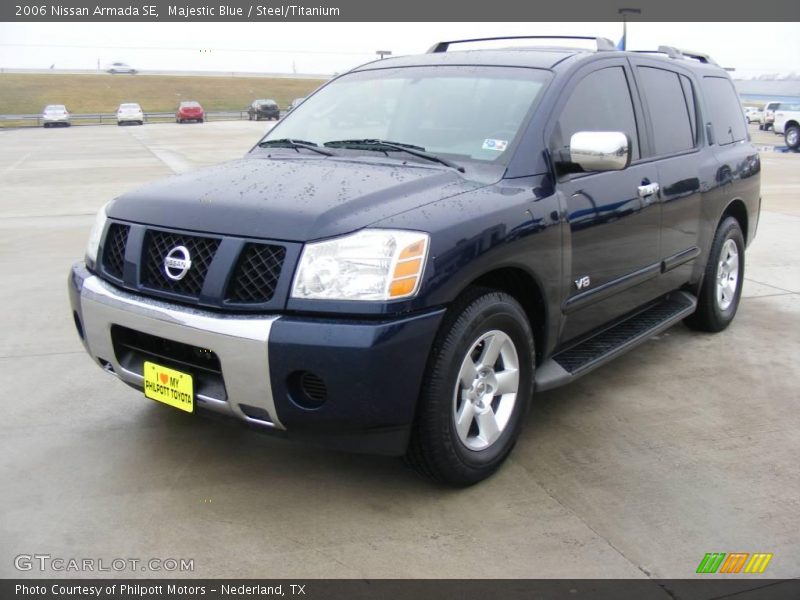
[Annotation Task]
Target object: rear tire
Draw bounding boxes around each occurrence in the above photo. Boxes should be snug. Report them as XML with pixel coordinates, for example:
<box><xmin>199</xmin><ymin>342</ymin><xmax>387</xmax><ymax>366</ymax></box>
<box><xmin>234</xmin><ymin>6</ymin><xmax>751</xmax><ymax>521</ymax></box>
<box><xmin>685</xmin><ymin>217</ymin><xmax>745</xmax><ymax>332</ymax></box>
<box><xmin>785</xmin><ymin>125</ymin><xmax>800</xmax><ymax>150</ymax></box>
<box><xmin>406</xmin><ymin>289</ymin><xmax>534</xmax><ymax>486</ymax></box>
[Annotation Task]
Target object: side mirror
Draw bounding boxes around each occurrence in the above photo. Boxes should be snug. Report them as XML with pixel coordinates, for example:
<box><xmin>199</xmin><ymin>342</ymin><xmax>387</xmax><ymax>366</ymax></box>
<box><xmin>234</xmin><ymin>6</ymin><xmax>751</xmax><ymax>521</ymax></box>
<box><xmin>568</xmin><ymin>131</ymin><xmax>631</xmax><ymax>172</ymax></box>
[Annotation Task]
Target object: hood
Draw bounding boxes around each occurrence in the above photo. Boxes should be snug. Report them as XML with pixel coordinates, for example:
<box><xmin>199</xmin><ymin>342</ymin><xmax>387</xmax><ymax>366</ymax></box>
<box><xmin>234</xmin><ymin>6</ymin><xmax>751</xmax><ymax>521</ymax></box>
<box><xmin>107</xmin><ymin>155</ymin><xmax>488</xmax><ymax>242</ymax></box>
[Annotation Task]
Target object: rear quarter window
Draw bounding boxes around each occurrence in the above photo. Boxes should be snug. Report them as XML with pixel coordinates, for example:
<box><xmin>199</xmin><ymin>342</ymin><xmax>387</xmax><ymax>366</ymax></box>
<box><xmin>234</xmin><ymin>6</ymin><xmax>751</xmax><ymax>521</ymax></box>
<box><xmin>702</xmin><ymin>76</ymin><xmax>747</xmax><ymax>145</ymax></box>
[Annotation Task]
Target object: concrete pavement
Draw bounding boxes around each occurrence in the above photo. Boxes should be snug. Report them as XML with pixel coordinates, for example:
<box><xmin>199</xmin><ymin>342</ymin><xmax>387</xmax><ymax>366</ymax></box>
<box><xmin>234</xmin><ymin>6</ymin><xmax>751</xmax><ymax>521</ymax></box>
<box><xmin>0</xmin><ymin>121</ymin><xmax>798</xmax><ymax>580</ymax></box>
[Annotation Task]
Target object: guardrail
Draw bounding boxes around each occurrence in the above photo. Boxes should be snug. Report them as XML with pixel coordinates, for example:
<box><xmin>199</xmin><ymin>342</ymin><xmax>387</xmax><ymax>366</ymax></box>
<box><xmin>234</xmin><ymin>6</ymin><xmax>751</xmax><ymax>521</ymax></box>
<box><xmin>0</xmin><ymin>110</ymin><xmax>263</xmax><ymax>127</ymax></box>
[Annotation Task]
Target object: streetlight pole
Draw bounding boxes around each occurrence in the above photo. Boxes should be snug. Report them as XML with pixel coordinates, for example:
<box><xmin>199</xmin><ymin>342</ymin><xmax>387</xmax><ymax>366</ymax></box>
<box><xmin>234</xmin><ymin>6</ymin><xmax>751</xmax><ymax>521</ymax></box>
<box><xmin>618</xmin><ymin>8</ymin><xmax>641</xmax><ymax>51</ymax></box>
<box><xmin>376</xmin><ymin>50</ymin><xmax>392</xmax><ymax>60</ymax></box>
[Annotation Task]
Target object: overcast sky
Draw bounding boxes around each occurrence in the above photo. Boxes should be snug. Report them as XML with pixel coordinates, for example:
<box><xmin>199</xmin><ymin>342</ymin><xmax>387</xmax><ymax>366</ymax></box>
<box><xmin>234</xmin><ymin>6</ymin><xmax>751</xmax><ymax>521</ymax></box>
<box><xmin>1</xmin><ymin>22</ymin><xmax>798</xmax><ymax>78</ymax></box>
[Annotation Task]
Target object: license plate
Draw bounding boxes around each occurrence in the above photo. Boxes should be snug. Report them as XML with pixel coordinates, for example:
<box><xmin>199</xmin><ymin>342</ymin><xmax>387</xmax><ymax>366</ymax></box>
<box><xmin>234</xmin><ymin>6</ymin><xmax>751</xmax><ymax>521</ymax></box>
<box><xmin>143</xmin><ymin>361</ymin><xmax>194</xmax><ymax>413</ymax></box>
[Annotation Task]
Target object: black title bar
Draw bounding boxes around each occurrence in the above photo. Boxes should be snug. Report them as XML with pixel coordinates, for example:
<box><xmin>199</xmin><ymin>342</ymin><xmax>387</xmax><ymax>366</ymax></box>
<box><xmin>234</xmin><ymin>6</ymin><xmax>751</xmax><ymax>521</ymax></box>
<box><xmin>3</xmin><ymin>0</ymin><xmax>800</xmax><ymax>21</ymax></box>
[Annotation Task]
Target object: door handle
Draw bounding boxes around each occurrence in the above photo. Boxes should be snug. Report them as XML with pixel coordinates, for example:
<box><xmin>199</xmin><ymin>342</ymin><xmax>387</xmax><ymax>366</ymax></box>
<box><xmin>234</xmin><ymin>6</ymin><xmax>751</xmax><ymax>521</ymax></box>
<box><xmin>638</xmin><ymin>182</ymin><xmax>660</xmax><ymax>198</ymax></box>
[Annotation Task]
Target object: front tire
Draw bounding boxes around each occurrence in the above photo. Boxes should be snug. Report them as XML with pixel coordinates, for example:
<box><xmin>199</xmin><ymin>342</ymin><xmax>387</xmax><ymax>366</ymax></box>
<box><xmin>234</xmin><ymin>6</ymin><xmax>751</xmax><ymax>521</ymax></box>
<box><xmin>785</xmin><ymin>125</ymin><xmax>800</xmax><ymax>150</ymax></box>
<box><xmin>685</xmin><ymin>217</ymin><xmax>745</xmax><ymax>332</ymax></box>
<box><xmin>406</xmin><ymin>290</ymin><xmax>534</xmax><ymax>486</ymax></box>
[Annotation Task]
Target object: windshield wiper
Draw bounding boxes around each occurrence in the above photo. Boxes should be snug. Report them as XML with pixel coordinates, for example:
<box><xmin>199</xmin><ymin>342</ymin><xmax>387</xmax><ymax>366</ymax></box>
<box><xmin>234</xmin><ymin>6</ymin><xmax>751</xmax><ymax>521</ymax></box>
<box><xmin>258</xmin><ymin>138</ymin><xmax>335</xmax><ymax>157</ymax></box>
<box><xmin>323</xmin><ymin>139</ymin><xmax>464</xmax><ymax>173</ymax></box>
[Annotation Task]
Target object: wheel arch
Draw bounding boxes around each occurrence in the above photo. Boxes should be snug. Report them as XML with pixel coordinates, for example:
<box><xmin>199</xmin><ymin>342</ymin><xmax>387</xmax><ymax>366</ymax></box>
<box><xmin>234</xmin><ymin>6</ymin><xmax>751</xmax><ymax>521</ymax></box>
<box><xmin>456</xmin><ymin>266</ymin><xmax>548</xmax><ymax>366</ymax></box>
<box><xmin>720</xmin><ymin>198</ymin><xmax>749</xmax><ymax>245</ymax></box>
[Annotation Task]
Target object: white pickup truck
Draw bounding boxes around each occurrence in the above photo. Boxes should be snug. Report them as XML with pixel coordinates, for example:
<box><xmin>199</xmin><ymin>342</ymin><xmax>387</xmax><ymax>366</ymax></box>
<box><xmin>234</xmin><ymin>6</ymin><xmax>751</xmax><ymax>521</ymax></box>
<box><xmin>773</xmin><ymin>102</ymin><xmax>800</xmax><ymax>150</ymax></box>
<box><xmin>758</xmin><ymin>101</ymin><xmax>781</xmax><ymax>130</ymax></box>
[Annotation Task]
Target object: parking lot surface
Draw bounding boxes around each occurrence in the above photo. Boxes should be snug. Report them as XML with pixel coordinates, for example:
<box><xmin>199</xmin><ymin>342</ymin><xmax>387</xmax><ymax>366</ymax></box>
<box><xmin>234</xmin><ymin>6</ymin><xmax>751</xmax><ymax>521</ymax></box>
<box><xmin>0</xmin><ymin>122</ymin><xmax>798</xmax><ymax>580</ymax></box>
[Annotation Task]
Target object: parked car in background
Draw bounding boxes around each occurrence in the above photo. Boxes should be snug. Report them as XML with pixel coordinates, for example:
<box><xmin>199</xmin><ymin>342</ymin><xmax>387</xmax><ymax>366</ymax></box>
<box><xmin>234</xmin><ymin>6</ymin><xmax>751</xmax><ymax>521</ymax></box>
<box><xmin>743</xmin><ymin>106</ymin><xmax>761</xmax><ymax>123</ymax></box>
<box><xmin>107</xmin><ymin>62</ymin><xmax>137</xmax><ymax>75</ymax></box>
<box><xmin>287</xmin><ymin>97</ymin><xmax>306</xmax><ymax>112</ymax></box>
<box><xmin>248</xmin><ymin>99</ymin><xmax>280</xmax><ymax>121</ymax></box>
<box><xmin>41</xmin><ymin>104</ymin><xmax>70</xmax><ymax>127</ymax></box>
<box><xmin>176</xmin><ymin>101</ymin><xmax>205</xmax><ymax>123</ymax></box>
<box><xmin>116</xmin><ymin>103</ymin><xmax>144</xmax><ymax>126</ymax></box>
<box><xmin>773</xmin><ymin>102</ymin><xmax>800</xmax><ymax>150</ymax></box>
<box><xmin>759</xmin><ymin>101</ymin><xmax>781</xmax><ymax>130</ymax></box>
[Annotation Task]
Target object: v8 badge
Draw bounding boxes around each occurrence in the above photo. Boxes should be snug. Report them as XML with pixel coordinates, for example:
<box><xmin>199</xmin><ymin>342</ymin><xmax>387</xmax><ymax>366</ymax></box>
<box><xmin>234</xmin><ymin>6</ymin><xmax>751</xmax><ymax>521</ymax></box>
<box><xmin>575</xmin><ymin>275</ymin><xmax>591</xmax><ymax>290</ymax></box>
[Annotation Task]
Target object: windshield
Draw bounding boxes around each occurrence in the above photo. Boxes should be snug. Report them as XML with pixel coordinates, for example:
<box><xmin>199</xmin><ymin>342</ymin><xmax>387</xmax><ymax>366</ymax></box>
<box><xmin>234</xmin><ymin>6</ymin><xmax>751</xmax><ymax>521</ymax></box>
<box><xmin>120</xmin><ymin>104</ymin><xmax>140</xmax><ymax>109</ymax></box>
<box><xmin>44</xmin><ymin>105</ymin><xmax>66</xmax><ymax>112</ymax></box>
<box><xmin>261</xmin><ymin>66</ymin><xmax>550</xmax><ymax>163</ymax></box>
<box><xmin>181</xmin><ymin>102</ymin><xmax>200</xmax><ymax>108</ymax></box>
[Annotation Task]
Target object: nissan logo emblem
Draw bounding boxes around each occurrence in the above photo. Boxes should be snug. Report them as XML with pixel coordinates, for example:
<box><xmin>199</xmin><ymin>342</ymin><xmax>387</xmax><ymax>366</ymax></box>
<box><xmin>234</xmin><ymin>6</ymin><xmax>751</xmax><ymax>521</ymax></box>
<box><xmin>164</xmin><ymin>245</ymin><xmax>192</xmax><ymax>281</ymax></box>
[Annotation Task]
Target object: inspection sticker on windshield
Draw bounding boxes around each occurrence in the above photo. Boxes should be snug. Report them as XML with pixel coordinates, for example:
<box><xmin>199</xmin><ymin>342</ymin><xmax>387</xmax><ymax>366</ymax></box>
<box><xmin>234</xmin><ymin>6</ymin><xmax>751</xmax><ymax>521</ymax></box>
<box><xmin>482</xmin><ymin>139</ymin><xmax>508</xmax><ymax>151</ymax></box>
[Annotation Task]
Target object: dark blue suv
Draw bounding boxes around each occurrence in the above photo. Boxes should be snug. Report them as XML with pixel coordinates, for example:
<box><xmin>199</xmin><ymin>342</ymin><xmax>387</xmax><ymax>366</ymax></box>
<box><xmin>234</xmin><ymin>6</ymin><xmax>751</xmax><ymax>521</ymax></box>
<box><xmin>69</xmin><ymin>37</ymin><xmax>760</xmax><ymax>485</ymax></box>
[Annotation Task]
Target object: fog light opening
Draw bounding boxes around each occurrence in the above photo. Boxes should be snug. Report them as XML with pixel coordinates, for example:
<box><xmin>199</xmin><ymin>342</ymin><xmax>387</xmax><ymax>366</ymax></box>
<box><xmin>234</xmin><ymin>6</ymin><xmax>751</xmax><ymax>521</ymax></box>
<box><xmin>288</xmin><ymin>370</ymin><xmax>328</xmax><ymax>409</ymax></box>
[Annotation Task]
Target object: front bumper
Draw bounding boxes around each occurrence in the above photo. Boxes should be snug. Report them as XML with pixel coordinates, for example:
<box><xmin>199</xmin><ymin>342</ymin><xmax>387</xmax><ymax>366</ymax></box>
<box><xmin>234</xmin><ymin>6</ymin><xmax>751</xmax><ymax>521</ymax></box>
<box><xmin>69</xmin><ymin>263</ymin><xmax>444</xmax><ymax>455</ymax></box>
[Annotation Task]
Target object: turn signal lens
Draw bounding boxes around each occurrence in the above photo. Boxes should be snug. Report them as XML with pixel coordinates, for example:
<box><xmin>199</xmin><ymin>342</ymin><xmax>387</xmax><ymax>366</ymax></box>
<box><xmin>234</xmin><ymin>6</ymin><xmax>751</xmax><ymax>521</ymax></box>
<box><xmin>389</xmin><ymin>278</ymin><xmax>417</xmax><ymax>297</ymax></box>
<box><xmin>388</xmin><ymin>238</ymin><xmax>429</xmax><ymax>298</ymax></box>
<box><xmin>393</xmin><ymin>258</ymin><xmax>422</xmax><ymax>278</ymax></box>
<box><xmin>399</xmin><ymin>240</ymin><xmax>426</xmax><ymax>260</ymax></box>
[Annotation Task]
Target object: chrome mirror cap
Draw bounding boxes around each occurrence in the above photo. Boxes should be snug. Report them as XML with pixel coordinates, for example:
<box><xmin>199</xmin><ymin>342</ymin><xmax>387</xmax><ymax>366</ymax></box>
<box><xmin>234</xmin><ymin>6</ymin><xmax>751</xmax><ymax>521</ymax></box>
<box><xmin>569</xmin><ymin>131</ymin><xmax>631</xmax><ymax>172</ymax></box>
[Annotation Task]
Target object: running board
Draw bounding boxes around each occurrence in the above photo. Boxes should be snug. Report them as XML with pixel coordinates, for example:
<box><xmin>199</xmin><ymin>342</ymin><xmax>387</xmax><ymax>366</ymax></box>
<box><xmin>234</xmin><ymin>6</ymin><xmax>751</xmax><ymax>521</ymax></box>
<box><xmin>535</xmin><ymin>291</ymin><xmax>697</xmax><ymax>391</ymax></box>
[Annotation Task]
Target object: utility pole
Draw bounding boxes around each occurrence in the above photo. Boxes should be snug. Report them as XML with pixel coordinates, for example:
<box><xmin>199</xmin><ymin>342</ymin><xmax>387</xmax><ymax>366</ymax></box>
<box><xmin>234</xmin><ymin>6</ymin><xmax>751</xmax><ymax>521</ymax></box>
<box><xmin>618</xmin><ymin>8</ymin><xmax>641</xmax><ymax>50</ymax></box>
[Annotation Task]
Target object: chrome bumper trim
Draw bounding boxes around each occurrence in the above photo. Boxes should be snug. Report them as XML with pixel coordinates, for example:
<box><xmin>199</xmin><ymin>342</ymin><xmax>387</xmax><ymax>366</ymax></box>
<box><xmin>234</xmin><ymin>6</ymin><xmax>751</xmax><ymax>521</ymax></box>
<box><xmin>75</xmin><ymin>269</ymin><xmax>284</xmax><ymax>429</ymax></box>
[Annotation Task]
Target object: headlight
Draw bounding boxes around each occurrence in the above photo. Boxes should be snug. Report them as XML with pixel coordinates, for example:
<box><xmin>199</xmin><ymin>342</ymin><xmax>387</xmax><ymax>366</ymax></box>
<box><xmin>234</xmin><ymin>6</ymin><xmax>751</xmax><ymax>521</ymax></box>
<box><xmin>291</xmin><ymin>229</ymin><xmax>429</xmax><ymax>301</ymax></box>
<box><xmin>85</xmin><ymin>203</ymin><xmax>109</xmax><ymax>265</ymax></box>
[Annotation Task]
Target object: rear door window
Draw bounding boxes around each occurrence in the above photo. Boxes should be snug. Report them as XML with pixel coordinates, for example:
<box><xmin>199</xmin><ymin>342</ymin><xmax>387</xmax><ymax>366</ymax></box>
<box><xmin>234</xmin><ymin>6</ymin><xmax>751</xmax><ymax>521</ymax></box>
<box><xmin>551</xmin><ymin>66</ymin><xmax>640</xmax><ymax>161</ymax></box>
<box><xmin>701</xmin><ymin>76</ymin><xmax>747</xmax><ymax>145</ymax></box>
<box><xmin>636</xmin><ymin>66</ymin><xmax>696</xmax><ymax>156</ymax></box>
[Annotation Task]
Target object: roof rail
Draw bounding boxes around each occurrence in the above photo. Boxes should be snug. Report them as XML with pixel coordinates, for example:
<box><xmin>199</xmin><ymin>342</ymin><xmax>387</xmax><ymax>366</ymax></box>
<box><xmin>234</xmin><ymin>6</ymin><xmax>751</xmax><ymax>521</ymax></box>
<box><xmin>655</xmin><ymin>45</ymin><xmax>718</xmax><ymax>66</ymax></box>
<box><xmin>427</xmin><ymin>36</ymin><xmax>617</xmax><ymax>54</ymax></box>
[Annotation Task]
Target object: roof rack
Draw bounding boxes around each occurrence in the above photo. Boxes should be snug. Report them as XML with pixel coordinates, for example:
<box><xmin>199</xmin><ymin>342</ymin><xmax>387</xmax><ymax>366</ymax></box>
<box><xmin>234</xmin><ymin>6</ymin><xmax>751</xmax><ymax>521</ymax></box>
<box><xmin>427</xmin><ymin>36</ymin><xmax>617</xmax><ymax>54</ymax></box>
<box><xmin>635</xmin><ymin>46</ymin><xmax>718</xmax><ymax>66</ymax></box>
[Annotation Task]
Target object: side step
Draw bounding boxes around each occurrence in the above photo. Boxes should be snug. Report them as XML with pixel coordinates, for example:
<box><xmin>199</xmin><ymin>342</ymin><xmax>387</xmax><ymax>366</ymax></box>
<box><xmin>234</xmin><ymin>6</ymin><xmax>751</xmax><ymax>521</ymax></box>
<box><xmin>535</xmin><ymin>291</ymin><xmax>697</xmax><ymax>392</ymax></box>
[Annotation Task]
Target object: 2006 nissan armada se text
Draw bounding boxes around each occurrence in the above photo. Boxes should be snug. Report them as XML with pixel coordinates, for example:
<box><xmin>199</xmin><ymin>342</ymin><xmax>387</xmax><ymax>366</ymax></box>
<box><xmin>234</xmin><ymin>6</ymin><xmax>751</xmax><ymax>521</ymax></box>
<box><xmin>69</xmin><ymin>37</ymin><xmax>760</xmax><ymax>485</ymax></box>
